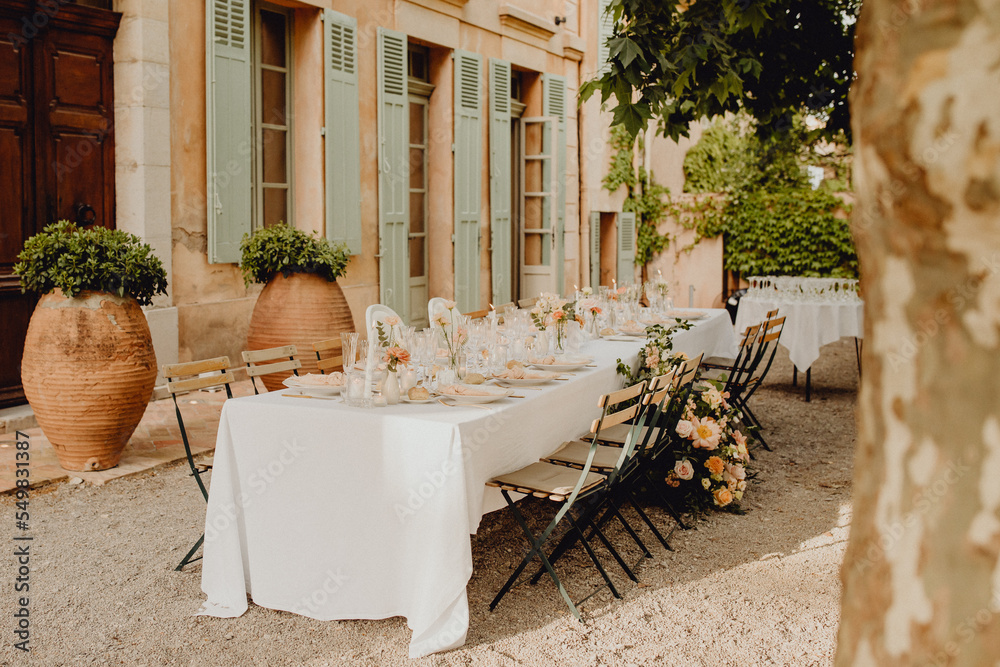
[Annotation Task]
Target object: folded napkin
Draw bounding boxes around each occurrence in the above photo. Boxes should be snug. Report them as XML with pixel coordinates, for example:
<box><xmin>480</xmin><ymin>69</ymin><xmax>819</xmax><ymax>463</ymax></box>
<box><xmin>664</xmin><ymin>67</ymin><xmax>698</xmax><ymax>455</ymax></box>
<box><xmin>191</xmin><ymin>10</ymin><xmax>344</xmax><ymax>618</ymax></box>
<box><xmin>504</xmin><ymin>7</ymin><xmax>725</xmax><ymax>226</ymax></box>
<box><xmin>619</xmin><ymin>320</ymin><xmax>645</xmax><ymax>333</ymax></box>
<box><xmin>528</xmin><ymin>355</ymin><xmax>557</xmax><ymax>365</ymax></box>
<box><xmin>438</xmin><ymin>384</ymin><xmax>496</xmax><ymax>396</ymax></box>
<box><xmin>494</xmin><ymin>367</ymin><xmax>552</xmax><ymax>380</ymax></box>
<box><xmin>293</xmin><ymin>372</ymin><xmax>345</xmax><ymax>387</ymax></box>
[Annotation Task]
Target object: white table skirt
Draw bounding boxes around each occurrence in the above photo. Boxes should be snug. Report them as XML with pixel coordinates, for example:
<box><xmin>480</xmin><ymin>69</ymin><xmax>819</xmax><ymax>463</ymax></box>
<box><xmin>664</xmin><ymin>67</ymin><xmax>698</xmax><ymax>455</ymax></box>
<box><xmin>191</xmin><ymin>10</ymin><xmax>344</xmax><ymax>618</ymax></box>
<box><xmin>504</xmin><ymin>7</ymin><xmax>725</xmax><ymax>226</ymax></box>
<box><xmin>197</xmin><ymin>311</ymin><xmax>737</xmax><ymax>658</ymax></box>
<box><xmin>734</xmin><ymin>296</ymin><xmax>864</xmax><ymax>372</ymax></box>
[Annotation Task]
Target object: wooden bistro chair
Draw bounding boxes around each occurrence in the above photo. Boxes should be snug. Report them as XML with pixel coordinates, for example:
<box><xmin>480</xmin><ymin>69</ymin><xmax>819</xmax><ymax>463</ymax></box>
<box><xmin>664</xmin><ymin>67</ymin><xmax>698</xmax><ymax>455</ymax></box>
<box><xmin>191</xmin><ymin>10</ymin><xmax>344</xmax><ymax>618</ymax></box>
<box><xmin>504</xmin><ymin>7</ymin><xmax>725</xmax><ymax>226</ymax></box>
<box><xmin>517</xmin><ymin>296</ymin><xmax>539</xmax><ymax>309</ymax></box>
<box><xmin>487</xmin><ymin>380</ymin><xmax>649</xmax><ymax>620</ymax></box>
<box><xmin>729</xmin><ymin>315</ymin><xmax>785</xmax><ymax>449</ymax></box>
<box><xmin>312</xmin><ymin>337</ymin><xmax>344</xmax><ymax>374</ymax></box>
<box><xmin>242</xmin><ymin>345</ymin><xmax>300</xmax><ymax>394</ymax></box>
<box><xmin>162</xmin><ymin>356</ymin><xmax>235</xmax><ymax>571</ymax></box>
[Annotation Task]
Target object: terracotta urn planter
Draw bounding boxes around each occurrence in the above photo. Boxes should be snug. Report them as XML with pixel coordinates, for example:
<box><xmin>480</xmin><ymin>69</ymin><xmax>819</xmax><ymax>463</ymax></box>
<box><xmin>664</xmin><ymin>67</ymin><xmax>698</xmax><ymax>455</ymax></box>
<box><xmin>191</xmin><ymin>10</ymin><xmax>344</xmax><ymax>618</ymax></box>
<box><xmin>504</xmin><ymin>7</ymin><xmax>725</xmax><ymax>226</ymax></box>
<box><xmin>246</xmin><ymin>273</ymin><xmax>355</xmax><ymax>391</ymax></box>
<box><xmin>21</xmin><ymin>290</ymin><xmax>158</xmax><ymax>471</ymax></box>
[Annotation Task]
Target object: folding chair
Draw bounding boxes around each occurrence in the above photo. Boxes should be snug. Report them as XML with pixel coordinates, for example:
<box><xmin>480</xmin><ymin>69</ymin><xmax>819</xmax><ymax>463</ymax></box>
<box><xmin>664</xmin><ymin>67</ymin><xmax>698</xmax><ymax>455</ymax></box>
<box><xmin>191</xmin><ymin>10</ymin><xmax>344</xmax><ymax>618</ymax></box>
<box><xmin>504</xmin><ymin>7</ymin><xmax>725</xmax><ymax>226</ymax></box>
<box><xmin>242</xmin><ymin>345</ymin><xmax>301</xmax><ymax>394</ymax></box>
<box><xmin>464</xmin><ymin>308</ymin><xmax>489</xmax><ymax>320</ymax></box>
<box><xmin>487</xmin><ymin>380</ymin><xmax>649</xmax><ymax>620</ymax></box>
<box><xmin>312</xmin><ymin>337</ymin><xmax>344</xmax><ymax>374</ymax></box>
<box><xmin>730</xmin><ymin>315</ymin><xmax>785</xmax><ymax>450</ymax></box>
<box><xmin>162</xmin><ymin>356</ymin><xmax>235</xmax><ymax>571</ymax></box>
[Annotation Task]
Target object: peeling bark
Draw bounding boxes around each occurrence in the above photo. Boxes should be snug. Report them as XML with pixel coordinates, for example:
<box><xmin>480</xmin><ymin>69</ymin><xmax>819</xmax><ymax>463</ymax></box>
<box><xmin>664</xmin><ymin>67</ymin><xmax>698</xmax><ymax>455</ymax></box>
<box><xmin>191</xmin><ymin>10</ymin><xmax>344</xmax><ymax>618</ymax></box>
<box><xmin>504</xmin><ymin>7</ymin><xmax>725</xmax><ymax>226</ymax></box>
<box><xmin>838</xmin><ymin>1</ymin><xmax>1000</xmax><ymax>665</ymax></box>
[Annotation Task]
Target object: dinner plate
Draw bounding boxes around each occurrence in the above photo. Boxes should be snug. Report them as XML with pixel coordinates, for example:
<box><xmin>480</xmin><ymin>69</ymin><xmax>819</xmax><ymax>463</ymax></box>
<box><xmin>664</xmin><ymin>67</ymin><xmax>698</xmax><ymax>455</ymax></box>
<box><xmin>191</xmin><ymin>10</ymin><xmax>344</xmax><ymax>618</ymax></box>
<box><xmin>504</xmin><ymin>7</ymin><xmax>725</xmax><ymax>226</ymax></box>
<box><xmin>281</xmin><ymin>376</ymin><xmax>344</xmax><ymax>395</ymax></box>
<box><xmin>614</xmin><ymin>328</ymin><xmax>648</xmax><ymax>337</ymax></box>
<box><xmin>282</xmin><ymin>388</ymin><xmax>342</xmax><ymax>399</ymax></box>
<box><xmin>436</xmin><ymin>384</ymin><xmax>514</xmax><ymax>404</ymax></box>
<box><xmin>663</xmin><ymin>310</ymin><xmax>710</xmax><ymax>321</ymax></box>
<box><xmin>491</xmin><ymin>370</ymin><xmax>561</xmax><ymax>386</ymax></box>
<box><xmin>401</xmin><ymin>395</ymin><xmax>437</xmax><ymax>404</ymax></box>
<box><xmin>529</xmin><ymin>355</ymin><xmax>594</xmax><ymax>372</ymax></box>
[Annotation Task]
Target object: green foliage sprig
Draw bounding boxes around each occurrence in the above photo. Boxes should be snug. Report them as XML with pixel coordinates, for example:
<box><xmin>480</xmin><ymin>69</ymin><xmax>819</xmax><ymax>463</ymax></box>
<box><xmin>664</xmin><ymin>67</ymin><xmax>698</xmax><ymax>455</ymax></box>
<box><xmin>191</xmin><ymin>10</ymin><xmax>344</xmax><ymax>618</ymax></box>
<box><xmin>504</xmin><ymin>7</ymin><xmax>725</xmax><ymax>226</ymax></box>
<box><xmin>603</xmin><ymin>126</ymin><xmax>671</xmax><ymax>266</ymax></box>
<box><xmin>240</xmin><ymin>223</ymin><xmax>350</xmax><ymax>286</ymax></box>
<box><xmin>14</xmin><ymin>220</ymin><xmax>168</xmax><ymax>305</ymax></box>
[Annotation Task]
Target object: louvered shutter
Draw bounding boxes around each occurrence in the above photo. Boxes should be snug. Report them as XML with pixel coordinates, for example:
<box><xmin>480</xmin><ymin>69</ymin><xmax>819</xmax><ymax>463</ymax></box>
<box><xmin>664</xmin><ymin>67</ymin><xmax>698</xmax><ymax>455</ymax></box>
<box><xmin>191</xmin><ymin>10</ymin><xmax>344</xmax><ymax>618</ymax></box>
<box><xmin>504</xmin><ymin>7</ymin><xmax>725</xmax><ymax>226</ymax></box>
<box><xmin>488</xmin><ymin>58</ymin><xmax>512</xmax><ymax>306</ymax></box>
<box><xmin>324</xmin><ymin>10</ymin><xmax>362</xmax><ymax>254</ymax></box>
<box><xmin>207</xmin><ymin>0</ymin><xmax>252</xmax><ymax>264</ymax></box>
<box><xmin>598</xmin><ymin>0</ymin><xmax>614</xmax><ymax>74</ymax></box>
<box><xmin>590</xmin><ymin>211</ymin><xmax>601</xmax><ymax>289</ymax></box>
<box><xmin>617</xmin><ymin>211</ymin><xmax>636</xmax><ymax>283</ymax></box>
<box><xmin>454</xmin><ymin>50</ymin><xmax>483</xmax><ymax>313</ymax></box>
<box><xmin>542</xmin><ymin>74</ymin><xmax>567</xmax><ymax>293</ymax></box>
<box><xmin>377</xmin><ymin>28</ymin><xmax>409</xmax><ymax>318</ymax></box>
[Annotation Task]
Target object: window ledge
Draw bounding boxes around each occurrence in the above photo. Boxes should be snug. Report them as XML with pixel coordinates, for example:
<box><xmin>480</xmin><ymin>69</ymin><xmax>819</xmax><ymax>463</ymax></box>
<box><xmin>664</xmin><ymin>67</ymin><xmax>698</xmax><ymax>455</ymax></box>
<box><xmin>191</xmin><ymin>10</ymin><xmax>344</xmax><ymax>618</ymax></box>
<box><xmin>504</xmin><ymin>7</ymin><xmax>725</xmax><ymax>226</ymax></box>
<box><xmin>562</xmin><ymin>33</ymin><xmax>586</xmax><ymax>61</ymax></box>
<box><xmin>499</xmin><ymin>4</ymin><xmax>556</xmax><ymax>41</ymax></box>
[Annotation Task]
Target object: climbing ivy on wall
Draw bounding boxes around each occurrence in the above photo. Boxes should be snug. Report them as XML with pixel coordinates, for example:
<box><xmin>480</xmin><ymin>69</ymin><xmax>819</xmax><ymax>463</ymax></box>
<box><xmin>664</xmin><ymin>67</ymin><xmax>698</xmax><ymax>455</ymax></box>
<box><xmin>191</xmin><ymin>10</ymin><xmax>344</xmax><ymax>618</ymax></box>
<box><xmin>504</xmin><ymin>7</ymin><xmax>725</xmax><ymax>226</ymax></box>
<box><xmin>676</xmin><ymin>115</ymin><xmax>858</xmax><ymax>277</ymax></box>
<box><xmin>602</xmin><ymin>125</ymin><xmax>671</xmax><ymax>267</ymax></box>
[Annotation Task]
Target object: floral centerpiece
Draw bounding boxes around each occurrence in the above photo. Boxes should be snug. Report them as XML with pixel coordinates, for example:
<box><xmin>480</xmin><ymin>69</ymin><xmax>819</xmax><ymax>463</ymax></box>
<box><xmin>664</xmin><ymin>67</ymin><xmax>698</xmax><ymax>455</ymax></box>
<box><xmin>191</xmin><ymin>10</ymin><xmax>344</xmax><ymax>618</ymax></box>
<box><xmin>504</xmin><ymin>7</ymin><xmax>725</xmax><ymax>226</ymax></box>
<box><xmin>529</xmin><ymin>292</ymin><xmax>583</xmax><ymax>352</ymax></box>
<box><xmin>384</xmin><ymin>346</ymin><xmax>410</xmax><ymax>373</ymax></box>
<box><xmin>617</xmin><ymin>322</ymin><xmax>754</xmax><ymax>514</ymax></box>
<box><xmin>432</xmin><ymin>300</ymin><xmax>467</xmax><ymax>370</ymax></box>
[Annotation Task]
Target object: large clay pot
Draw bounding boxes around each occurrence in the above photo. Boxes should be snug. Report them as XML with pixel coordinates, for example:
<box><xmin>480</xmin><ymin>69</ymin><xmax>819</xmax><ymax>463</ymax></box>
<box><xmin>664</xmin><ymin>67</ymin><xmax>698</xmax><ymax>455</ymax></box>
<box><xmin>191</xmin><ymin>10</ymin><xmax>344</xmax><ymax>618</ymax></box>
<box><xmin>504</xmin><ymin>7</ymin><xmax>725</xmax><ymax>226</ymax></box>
<box><xmin>21</xmin><ymin>290</ymin><xmax>157</xmax><ymax>471</ymax></box>
<box><xmin>246</xmin><ymin>273</ymin><xmax>355</xmax><ymax>391</ymax></box>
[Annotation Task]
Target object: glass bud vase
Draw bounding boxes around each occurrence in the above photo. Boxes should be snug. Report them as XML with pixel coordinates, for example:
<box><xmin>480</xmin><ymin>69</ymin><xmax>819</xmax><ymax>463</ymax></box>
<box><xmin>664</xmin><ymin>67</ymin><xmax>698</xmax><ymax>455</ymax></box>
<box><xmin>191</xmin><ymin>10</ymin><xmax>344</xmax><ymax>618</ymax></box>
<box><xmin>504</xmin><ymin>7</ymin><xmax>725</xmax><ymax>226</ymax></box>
<box><xmin>553</xmin><ymin>321</ymin><xmax>567</xmax><ymax>353</ymax></box>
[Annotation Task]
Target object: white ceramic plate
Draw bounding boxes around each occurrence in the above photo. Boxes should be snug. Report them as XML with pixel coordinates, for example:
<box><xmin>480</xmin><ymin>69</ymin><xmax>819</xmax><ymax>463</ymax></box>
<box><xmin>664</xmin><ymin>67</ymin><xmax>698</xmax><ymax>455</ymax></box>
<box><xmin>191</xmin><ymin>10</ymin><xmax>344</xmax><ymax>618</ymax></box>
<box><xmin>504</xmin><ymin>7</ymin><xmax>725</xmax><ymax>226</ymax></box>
<box><xmin>401</xmin><ymin>395</ymin><xmax>437</xmax><ymax>404</ymax></box>
<box><xmin>614</xmin><ymin>328</ymin><xmax>648</xmax><ymax>337</ymax></box>
<box><xmin>282</xmin><ymin>388</ymin><xmax>342</xmax><ymax>398</ymax></box>
<box><xmin>436</xmin><ymin>384</ymin><xmax>514</xmax><ymax>403</ymax></box>
<box><xmin>529</xmin><ymin>355</ymin><xmax>594</xmax><ymax>372</ymax></box>
<box><xmin>491</xmin><ymin>371</ymin><xmax>562</xmax><ymax>386</ymax></box>
<box><xmin>663</xmin><ymin>310</ymin><xmax>709</xmax><ymax>321</ymax></box>
<box><xmin>281</xmin><ymin>376</ymin><xmax>344</xmax><ymax>395</ymax></box>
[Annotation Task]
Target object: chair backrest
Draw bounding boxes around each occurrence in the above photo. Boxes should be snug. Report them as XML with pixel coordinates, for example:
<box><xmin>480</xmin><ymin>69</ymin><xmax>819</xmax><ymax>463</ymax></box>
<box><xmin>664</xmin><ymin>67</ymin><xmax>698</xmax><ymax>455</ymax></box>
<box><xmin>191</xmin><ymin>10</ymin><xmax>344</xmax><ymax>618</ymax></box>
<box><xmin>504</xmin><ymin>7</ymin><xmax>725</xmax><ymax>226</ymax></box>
<box><xmin>242</xmin><ymin>345</ymin><xmax>300</xmax><ymax>394</ymax></box>
<box><xmin>465</xmin><ymin>308</ymin><xmax>489</xmax><ymax>320</ymax></box>
<box><xmin>721</xmin><ymin>324</ymin><xmax>762</xmax><ymax>398</ymax></box>
<box><xmin>742</xmin><ymin>314</ymin><xmax>785</xmax><ymax>401</ymax></box>
<box><xmin>162</xmin><ymin>356</ymin><xmax>235</xmax><ymax>499</ymax></box>
<box><xmin>365</xmin><ymin>304</ymin><xmax>403</xmax><ymax>336</ymax></box>
<box><xmin>517</xmin><ymin>296</ymin><xmax>539</xmax><ymax>309</ymax></box>
<box><xmin>312</xmin><ymin>337</ymin><xmax>344</xmax><ymax>374</ymax></box>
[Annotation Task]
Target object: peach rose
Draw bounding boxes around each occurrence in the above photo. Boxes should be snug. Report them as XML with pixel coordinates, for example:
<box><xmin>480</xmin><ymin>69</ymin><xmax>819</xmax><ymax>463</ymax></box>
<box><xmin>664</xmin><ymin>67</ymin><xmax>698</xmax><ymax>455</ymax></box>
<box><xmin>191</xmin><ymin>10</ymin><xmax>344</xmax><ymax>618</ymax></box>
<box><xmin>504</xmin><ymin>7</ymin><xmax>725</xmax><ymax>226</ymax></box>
<box><xmin>691</xmin><ymin>416</ymin><xmax>722</xmax><ymax>450</ymax></box>
<box><xmin>728</xmin><ymin>463</ymin><xmax>746</xmax><ymax>481</ymax></box>
<box><xmin>674</xmin><ymin>459</ymin><xmax>695</xmax><ymax>481</ymax></box>
<box><xmin>675</xmin><ymin>420</ymin><xmax>694</xmax><ymax>438</ymax></box>
<box><xmin>714</xmin><ymin>487</ymin><xmax>733</xmax><ymax>506</ymax></box>
<box><xmin>705</xmin><ymin>456</ymin><xmax>725</xmax><ymax>476</ymax></box>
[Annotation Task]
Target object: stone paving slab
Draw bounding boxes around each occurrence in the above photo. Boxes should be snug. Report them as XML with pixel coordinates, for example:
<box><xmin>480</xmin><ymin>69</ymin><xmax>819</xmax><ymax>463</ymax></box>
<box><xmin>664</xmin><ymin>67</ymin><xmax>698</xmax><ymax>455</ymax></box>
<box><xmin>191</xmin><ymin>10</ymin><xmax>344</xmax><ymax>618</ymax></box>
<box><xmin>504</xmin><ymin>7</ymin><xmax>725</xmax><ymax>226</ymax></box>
<box><xmin>0</xmin><ymin>380</ymin><xmax>256</xmax><ymax>493</ymax></box>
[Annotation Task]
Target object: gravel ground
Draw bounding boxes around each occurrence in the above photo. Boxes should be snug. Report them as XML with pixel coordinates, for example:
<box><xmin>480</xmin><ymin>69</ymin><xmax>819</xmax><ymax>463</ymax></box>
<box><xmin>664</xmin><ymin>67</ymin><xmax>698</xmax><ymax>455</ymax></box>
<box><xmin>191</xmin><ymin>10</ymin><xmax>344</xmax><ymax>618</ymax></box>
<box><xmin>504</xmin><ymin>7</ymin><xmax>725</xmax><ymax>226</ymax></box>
<box><xmin>0</xmin><ymin>339</ymin><xmax>858</xmax><ymax>667</ymax></box>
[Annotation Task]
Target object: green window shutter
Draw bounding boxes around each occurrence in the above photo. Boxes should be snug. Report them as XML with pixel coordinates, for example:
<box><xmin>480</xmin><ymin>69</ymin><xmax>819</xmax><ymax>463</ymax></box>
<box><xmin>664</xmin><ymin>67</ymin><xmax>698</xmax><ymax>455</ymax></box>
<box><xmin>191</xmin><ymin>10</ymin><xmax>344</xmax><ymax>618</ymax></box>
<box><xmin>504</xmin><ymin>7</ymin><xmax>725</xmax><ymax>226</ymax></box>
<box><xmin>598</xmin><ymin>0</ymin><xmax>614</xmax><ymax>74</ymax></box>
<box><xmin>377</xmin><ymin>28</ymin><xmax>409</xmax><ymax>318</ymax></box>
<box><xmin>324</xmin><ymin>10</ymin><xmax>362</xmax><ymax>254</ymax></box>
<box><xmin>488</xmin><ymin>58</ymin><xmax>512</xmax><ymax>307</ymax></box>
<box><xmin>542</xmin><ymin>73</ymin><xmax>567</xmax><ymax>293</ymax></box>
<box><xmin>617</xmin><ymin>211</ymin><xmax>636</xmax><ymax>284</ymax></box>
<box><xmin>454</xmin><ymin>50</ymin><xmax>483</xmax><ymax>313</ymax></box>
<box><xmin>590</xmin><ymin>211</ymin><xmax>601</xmax><ymax>289</ymax></box>
<box><xmin>206</xmin><ymin>0</ymin><xmax>252</xmax><ymax>264</ymax></box>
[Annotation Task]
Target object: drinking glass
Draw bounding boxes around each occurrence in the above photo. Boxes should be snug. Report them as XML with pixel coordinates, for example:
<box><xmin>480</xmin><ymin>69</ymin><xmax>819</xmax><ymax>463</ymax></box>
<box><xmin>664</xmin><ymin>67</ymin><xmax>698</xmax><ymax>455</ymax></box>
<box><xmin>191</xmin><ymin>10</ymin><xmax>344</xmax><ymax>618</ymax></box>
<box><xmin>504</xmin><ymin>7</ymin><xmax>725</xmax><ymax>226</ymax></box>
<box><xmin>340</xmin><ymin>332</ymin><xmax>359</xmax><ymax>370</ymax></box>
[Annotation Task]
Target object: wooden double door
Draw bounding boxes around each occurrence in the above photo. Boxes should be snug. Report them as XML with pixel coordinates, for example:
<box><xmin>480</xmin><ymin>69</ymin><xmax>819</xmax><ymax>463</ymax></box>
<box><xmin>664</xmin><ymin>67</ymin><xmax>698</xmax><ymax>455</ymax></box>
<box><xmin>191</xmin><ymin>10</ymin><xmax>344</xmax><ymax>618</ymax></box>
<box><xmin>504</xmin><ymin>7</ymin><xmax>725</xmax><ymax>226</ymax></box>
<box><xmin>0</xmin><ymin>1</ymin><xmax>120</xmax><ymax>408</ymax></box>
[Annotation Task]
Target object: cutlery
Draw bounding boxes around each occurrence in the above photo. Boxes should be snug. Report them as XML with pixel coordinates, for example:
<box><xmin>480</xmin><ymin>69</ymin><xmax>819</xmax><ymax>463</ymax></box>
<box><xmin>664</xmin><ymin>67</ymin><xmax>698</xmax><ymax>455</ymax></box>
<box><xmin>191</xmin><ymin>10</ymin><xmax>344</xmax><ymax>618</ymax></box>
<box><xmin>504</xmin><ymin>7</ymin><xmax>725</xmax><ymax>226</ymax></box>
<box><xmin>437</xmin><ymin>398</ymin><xmax>493</xmax><ymax>410</ymax></box>
<box><xmin>283</xmin><ymin>393</ymin><xmax>338</xmax><ymax>401</ymax></box>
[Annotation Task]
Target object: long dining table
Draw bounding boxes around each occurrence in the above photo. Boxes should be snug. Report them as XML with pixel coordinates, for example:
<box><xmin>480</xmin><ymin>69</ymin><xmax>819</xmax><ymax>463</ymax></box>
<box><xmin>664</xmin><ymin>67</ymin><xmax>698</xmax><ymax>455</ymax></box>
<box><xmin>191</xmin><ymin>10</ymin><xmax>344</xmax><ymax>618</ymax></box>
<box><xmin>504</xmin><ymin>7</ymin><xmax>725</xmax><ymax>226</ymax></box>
<box><xmin>197</xmin><ymin>309</ymin><xmax>737</xmax><ymax>658</ymax></box>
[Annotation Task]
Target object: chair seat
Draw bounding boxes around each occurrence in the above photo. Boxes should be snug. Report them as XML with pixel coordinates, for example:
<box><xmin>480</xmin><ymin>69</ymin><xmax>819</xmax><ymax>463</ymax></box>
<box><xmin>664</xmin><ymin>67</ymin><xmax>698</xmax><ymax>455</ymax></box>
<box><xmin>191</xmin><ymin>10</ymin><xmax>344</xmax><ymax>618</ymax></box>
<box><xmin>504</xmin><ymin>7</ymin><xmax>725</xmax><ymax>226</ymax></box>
<box><xmin>543</xmin><ymin>440</ymin><xmax>624</xmax><ymax>471</ymax></box>
<box><xmin>488</xmin><ymin>462</ymin><xmax>605</xmax><ymax>500</ymax></box>
<box><xmin>701</xmin><ymin>355</ymin><xmax>736</xmax><ymax>369</ymax></box>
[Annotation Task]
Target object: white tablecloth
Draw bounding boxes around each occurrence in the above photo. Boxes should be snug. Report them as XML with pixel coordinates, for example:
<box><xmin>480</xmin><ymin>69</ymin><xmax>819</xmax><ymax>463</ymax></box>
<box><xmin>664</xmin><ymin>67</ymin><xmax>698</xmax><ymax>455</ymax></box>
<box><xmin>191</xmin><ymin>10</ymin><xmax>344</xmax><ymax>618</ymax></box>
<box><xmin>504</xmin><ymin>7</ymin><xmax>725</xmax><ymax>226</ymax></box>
<box><xmin>734</xmin><ymin>296</ymin><xmax>864</xmax><ymax>372</ymax></box>
<box><xmin>198</xmin><ymin>311</ymin><xmax>736</xmax><ymax>658</ymax></box>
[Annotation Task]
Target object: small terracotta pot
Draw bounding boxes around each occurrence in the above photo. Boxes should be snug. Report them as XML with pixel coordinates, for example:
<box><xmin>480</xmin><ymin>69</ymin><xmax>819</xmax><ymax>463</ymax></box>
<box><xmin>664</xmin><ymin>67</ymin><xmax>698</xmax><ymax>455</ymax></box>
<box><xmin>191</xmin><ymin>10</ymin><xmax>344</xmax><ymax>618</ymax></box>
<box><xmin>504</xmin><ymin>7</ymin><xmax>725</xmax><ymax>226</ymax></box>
<box><xmin>21</xmin><ymin>290</ymin><xmax>157</xmax><ymax>471</ymax></box>
<box><xmin>246</xmin><ymin>273</ymin><xmax>355</xmax><ymax>391</ymax></box>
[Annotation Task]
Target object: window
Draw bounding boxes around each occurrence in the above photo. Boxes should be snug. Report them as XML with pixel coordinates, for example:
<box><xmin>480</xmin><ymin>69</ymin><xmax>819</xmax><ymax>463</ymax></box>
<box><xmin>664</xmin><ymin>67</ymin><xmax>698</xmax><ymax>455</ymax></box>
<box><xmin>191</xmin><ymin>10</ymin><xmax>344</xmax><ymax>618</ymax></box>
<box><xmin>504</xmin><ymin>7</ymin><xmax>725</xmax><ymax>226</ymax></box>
<box><xmin>254</xmin><ymin>5</ymin><xmax>292</xmax><ymax>229</ymax></box>
<box><xmin>408</xmin><ymin>45</ymin><xmax>433</xmax><ymax>327</ymax></box>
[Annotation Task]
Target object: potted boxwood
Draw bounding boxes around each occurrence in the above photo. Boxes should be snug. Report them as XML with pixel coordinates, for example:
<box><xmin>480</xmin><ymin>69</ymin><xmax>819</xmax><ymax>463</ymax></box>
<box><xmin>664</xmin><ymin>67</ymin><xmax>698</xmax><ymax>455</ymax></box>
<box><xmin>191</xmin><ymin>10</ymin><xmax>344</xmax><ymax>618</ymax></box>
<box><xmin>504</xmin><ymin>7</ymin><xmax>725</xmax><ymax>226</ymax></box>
<box><xmin>241</xmin><ymin>224</ymin><xmax>355</xmax><ymax>391</ymax></box>
<box><xmin>14</xmin><ymin>221</ymin><xmax>167</xmax><ymax>471</ymax></box>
